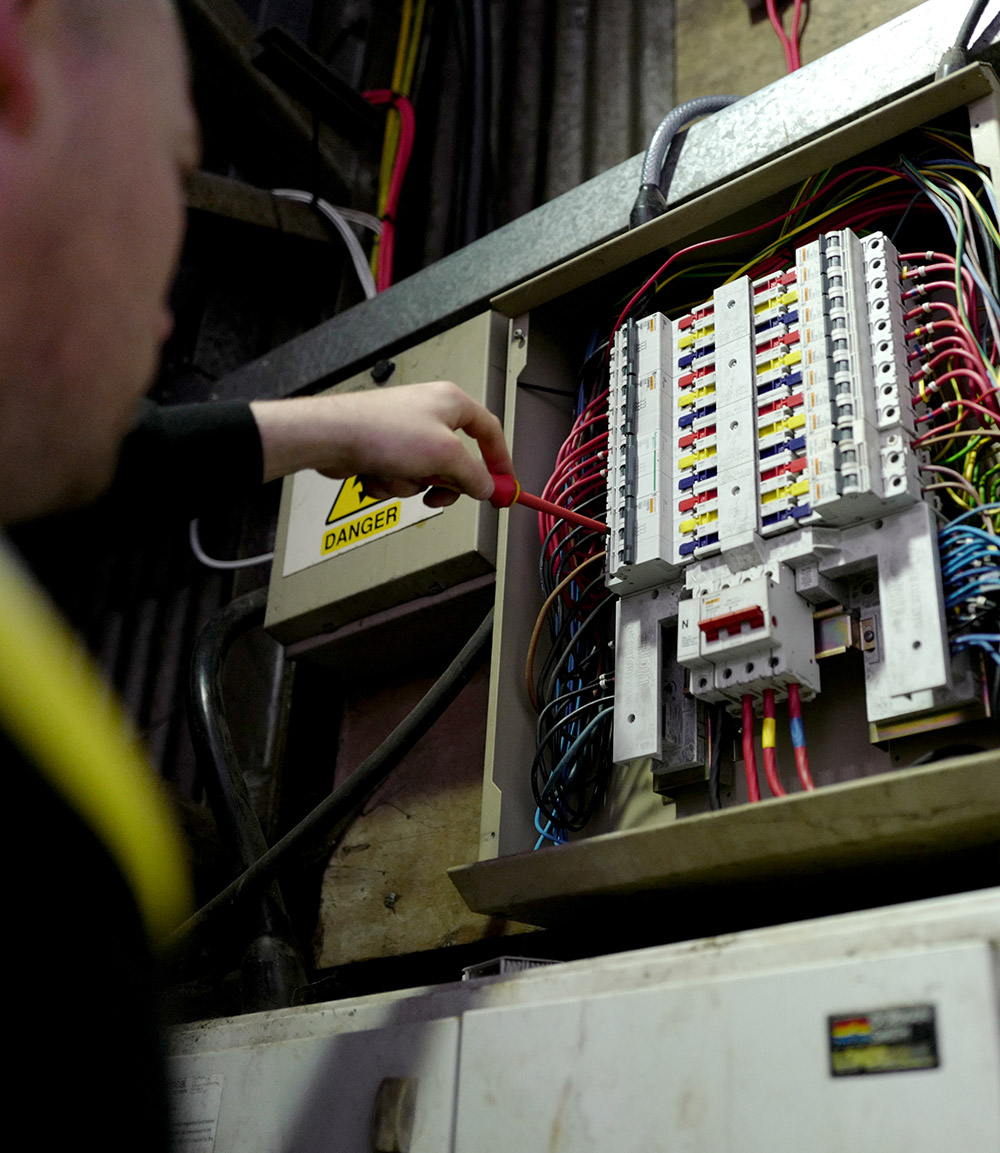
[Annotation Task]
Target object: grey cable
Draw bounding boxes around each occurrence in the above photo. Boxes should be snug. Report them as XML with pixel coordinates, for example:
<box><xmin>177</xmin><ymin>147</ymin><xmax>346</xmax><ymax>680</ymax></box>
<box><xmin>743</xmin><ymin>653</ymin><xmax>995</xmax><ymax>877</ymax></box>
<box><xmin>272</xmin><ymin>188</ymin><xmax>378</xmax><ymax>299</ymax></box>
<box><xmin>630</xmin><ymin>95</ymin><xmax>741</xmax><ymax>229</ymax></box>
<box><xmin>937</xmin><ymin>0</ymin><xmax>995</xmax><ymax>77</ymax></box>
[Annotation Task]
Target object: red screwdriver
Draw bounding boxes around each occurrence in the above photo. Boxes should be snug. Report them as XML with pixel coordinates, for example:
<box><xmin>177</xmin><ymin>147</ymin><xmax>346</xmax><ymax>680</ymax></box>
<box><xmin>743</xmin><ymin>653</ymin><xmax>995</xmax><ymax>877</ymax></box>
<box><xmin>488</xmin><ymin>473</ymin><xmax>608</xmax><ymax>534</ymax></box>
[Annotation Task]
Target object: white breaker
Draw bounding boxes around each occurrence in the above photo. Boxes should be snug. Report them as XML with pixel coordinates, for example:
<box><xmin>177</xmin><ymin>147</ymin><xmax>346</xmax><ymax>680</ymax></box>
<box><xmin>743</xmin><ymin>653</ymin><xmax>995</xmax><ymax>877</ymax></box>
<box><xmin>608</xmin><ymin>229</ymin><xmax>972</xmax><ymax>770</ymax></box>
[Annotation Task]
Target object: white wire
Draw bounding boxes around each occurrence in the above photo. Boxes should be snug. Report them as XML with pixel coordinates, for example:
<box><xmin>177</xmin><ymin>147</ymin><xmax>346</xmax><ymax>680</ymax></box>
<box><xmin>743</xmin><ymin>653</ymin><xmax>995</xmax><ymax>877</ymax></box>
<box><xmin>331</xmin><ymin>206</ymin><xmax>382</xmax><ymax>235</ymax></box>
<box><xmin>189</xmin><ymin>519</ymin><xmax>274</xmax><ymax>571</ymax></box>
<box><xmin>271</xmin><ymin>188</ymin><xmax>378</xmax><ymax>300</ymax></box>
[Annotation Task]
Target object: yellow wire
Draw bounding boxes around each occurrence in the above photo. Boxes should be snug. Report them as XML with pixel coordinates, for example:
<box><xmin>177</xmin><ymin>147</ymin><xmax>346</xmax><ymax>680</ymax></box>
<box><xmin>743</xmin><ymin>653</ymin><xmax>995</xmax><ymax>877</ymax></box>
<box><xmin>923</xmin><ymin>166</ymin><xmax>1000</xmax><ymax>247</ymax></box>
<box><xmin>718</xmin><ymin>177</ymin><xmax>902</xmax><ymax>284</ymax></box>
<box><xmin>402</xmin><ymin>0</ymin><xmax>427</xmax><ymax>92</ymax></box>
<box><xmin>964</xmin><ymin>441</ymin><xmax>981</xmax><ymax>484</ymax></box>
<box><xmin>923</xmin><ymin>130</ymin><xmax>976</xmax><ymax>162</ymax></box>
<box><xmin>371</xmin><ymin>0</ymin><xmax>415</xmax><ymax>276</ymax></box>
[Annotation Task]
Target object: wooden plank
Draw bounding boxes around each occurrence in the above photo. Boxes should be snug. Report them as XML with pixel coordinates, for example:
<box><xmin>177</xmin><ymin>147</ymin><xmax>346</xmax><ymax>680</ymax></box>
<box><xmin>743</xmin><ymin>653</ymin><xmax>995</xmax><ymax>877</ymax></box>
<box><xmin>450</xmin><ymin>753</ymin><xmax>1000</xmax><ymax>927</ymax></box>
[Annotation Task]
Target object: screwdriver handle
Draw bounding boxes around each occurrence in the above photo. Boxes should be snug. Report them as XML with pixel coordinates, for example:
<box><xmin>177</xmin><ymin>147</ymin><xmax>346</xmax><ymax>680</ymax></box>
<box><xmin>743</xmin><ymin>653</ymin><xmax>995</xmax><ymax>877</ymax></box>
<box><xmin>488</xmin><ymin>473</ymin><xmax>608</xmax><ymax>535</ymax></box>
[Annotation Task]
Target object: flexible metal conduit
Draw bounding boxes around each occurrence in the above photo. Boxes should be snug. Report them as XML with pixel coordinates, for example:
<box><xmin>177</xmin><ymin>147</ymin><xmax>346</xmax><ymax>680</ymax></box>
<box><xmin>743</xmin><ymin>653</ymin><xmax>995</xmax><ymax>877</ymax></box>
<box><xmin>630</xmin><ymin>94</ymin><xmax>741</xmax><ymax>229</ymax></box>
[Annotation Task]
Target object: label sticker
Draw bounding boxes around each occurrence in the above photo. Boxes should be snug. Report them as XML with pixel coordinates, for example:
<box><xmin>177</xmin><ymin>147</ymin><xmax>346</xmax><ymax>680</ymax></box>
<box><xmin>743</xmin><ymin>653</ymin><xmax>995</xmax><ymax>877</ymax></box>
<box><xmin>171</xmin><ymin>1073</ymin><xmax>224</xmax><ymax>1150</ymax></box>
<box><xmin>829</xmin><ymin>1005</ymin><xmax>939</xmax><ymax>1077</ymax></box>
<box><xmin>281</xmin><ymin>471</ymin><xmax>443</xmax><ymax>577</ymax></box>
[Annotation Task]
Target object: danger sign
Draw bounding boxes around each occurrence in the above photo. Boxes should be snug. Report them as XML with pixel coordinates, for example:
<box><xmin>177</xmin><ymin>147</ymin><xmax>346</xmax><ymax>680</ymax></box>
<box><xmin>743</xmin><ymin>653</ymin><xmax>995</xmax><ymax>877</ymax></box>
<box><xmin>322</xmin><ymin>501</ymin><xmax>401</xmax><ymax>554</ymax></box>
<box><xmin>281</xmin><ymin>471</ymin><xmax>444</xmax><ymax>577</ymax></box>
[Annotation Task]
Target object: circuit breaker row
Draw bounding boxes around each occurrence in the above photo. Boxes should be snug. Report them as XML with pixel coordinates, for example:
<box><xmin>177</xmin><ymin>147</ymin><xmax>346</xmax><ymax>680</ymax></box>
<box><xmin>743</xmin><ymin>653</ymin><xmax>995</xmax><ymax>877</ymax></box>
<box><xmin>606</xmin><ymin>229</ymin><xmax>921</xmax><ymax>598</ymax></box>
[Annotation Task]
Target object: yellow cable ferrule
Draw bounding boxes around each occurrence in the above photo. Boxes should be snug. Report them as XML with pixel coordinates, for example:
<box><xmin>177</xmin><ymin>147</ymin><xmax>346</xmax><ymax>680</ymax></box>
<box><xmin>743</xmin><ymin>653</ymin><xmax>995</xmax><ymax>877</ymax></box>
<box><xmin>761</xmin><ymin>717</ymin><xmax>777</xmax><ymax>749</ymax></box>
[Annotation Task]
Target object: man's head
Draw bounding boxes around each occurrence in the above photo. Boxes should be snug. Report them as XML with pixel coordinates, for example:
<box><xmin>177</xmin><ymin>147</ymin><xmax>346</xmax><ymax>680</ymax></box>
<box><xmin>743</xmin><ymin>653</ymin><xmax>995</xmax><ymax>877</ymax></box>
<box><xmin>0</xmin><ymin>0</ymin><xmax>199</xmax><ymax>524</ymax></box>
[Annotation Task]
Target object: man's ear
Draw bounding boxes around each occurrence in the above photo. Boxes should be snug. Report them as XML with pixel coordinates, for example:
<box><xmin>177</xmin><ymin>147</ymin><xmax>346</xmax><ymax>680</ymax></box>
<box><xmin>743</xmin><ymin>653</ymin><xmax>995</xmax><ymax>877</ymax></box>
<box><xmin>0</xmin><ymin>0</ymin><xmax>36</xmax><ymax>137</ymax></box>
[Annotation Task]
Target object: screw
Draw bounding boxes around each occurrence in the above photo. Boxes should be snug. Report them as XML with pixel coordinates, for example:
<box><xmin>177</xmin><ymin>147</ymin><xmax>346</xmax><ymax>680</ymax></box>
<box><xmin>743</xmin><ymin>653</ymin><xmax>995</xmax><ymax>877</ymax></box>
<box><xmin>370</xmin><ymin>358</ymin><xmax>396</xmax><ymax>385</ymax></box>
<box><xmin>512</xmin><ymin>327</ymin><xmax>526</xmax><ymax>347</ymax></box>
<box><xmin>863</xmin><ymin>628</ymin><xmax>875</xmax><ymax>643</ymax></box>
<box><xmin>384</xmin><ymin>892</ymin><xmax>398</xmax><ymax>910</ymax></box>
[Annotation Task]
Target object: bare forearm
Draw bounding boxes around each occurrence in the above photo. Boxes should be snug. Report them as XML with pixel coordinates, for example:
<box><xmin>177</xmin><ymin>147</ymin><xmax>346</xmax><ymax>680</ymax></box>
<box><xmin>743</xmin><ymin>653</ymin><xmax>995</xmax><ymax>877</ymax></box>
<box><xmin>250</xmin><ymin>382</ymin><xmax>513</xmax><ymax>503</ymax></box>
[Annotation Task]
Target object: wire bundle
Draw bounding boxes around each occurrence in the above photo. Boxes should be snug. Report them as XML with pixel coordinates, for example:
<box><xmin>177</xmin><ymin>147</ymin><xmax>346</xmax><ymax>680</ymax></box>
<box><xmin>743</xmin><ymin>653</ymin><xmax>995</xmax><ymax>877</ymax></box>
<box><xmin>363</xmin><ymin>90</ymin><xmax>416</xmax><ymax>292</ymax></box>
<box><xmin>765</xmin><ymin>0</ymin><xmax>807</xmax><ymax>73</ymax></box>
<box><xmin>938</xmin><ymin>504</ymin><xmax>1000</xmax><ymax>714</ymax></box>
<box><xmin>527</xmin><ymin>346</ymin><xmax>614</xmax><ymax>846</ymax></box>
<box><xmin>368</xmin><ymin>0</ymin><xmax>426</xmax><ymax>286</ymax></box>
<box><xmin>741</xmin><ymin>686</ymin><xmax>813</xmax><ymax>802</ymax></box>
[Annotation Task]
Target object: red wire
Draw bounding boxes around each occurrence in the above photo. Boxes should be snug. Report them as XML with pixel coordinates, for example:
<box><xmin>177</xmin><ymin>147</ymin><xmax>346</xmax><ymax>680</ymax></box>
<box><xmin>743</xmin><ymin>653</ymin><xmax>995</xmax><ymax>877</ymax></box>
<box><xmin>786</xmin><ymin>683</ymin><xmax>815</xmax><ymax>791</ymax></box>
<box><xmin>362</xmin><ymin>90</ymin><xmax>416</xmax><ymax>292</ymax></box>
<box><xmin>761</xmin><ymin>688</ymin><xmax>786</xmax><ymax>797</ymax></box>
<box><xmin>902</xmin><ymin>280</ymin><xmax>977</xmax><ymax>326</ymax></box>
<box><xmin>611</xmin><ymin>165</ymin><xmax>921</xmax><ymax>343</ymax></box>
<box><xmin>515</xmin><ymin>489</ymin><xmax>608</xmax><ymax>535</ymax></box>
<box><xmin>741</xmin><ymin>695</ymin><xmax>761</xmax><ymax>803</ymax></box>
<box><xmin>765</xmin><ymin>0</ymin><xmax>795</xmax><ymax>72</ymax></box>
<box><xmin>791</xmin><ymin>0</ymin><xmax>805</xmax><ymax>69</ymax></box>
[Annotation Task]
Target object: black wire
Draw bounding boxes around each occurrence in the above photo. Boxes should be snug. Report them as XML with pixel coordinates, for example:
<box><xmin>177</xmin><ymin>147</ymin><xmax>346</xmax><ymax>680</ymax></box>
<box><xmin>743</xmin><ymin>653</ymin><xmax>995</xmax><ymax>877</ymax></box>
<box><xmin>889</xmin><ymin>191</ymin><xmax>924</xmax><ymax>246</ymax></box>
<box><xmin>535</xmin><ymin>575</ymin><xmax>610</xmax><ymax>693</ymax></box>
<box><xmin>708</xmin><ymin>703</ymin><xmax>726</xmax><ymax>812</ymax></box>
<box><xmin>957</xmin><ymin>0</ymin><xmax>991</xmax><ymax>51</ymax></box>
<box><xmin>536</xmin><ymin>680</ymin><xmax>607</xmax><ymax>734</ymax></box>
<box><xmin>538</xmin><ymin>596</ymin><xmax>614</xmax><ymax>710</ymax></box>
<box><xmin>538</xmin><ymin>492</ymin><xmax>606</xmax><ymax>596</ymax></box>
<box><xmin>170</xmin><ymin>608</ymin><xmax>495</xmax><ymax>950</ymax></box>
<box><xmin>464</xmin><ymin>0</ymin><xmax>491</xmax><ymax>244</ymax></box>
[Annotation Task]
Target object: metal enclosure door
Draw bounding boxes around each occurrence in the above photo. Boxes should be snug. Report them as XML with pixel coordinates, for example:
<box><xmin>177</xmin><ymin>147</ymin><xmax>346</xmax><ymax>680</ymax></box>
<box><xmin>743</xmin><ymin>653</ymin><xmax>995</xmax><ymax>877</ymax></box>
<box><xmin>453</xmin><ymin>944</ymin><xmax>1000</xmax><ymax>1152</ymax></box>
<box><xmin>170</xmin><ymin>1017</ymin><xmax>460</xmax><ymax>1153</ymax></box>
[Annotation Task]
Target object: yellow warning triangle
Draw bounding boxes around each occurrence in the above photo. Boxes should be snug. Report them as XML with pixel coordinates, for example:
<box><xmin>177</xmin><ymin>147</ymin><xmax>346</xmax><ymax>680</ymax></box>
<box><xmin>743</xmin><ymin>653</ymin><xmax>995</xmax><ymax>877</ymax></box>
<box><xmin>326</xmin><ymin>476</ymin><xmax>386</xmax><ymax>525</ymax></box>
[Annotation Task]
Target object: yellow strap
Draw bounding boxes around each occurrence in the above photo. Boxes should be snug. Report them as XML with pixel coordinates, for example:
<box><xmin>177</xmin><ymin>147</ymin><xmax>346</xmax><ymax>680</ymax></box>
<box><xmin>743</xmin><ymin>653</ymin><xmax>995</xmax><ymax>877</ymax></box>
<box><xmin>0</xmin><ymin>545</ymin><xmax>191</xmax><ymax>944</ymax></box>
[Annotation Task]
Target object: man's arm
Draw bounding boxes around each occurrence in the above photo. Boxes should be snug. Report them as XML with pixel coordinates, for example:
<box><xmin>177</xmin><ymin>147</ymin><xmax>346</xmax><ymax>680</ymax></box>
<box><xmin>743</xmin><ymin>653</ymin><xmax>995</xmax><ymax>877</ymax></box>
<box><xmin>250</xmin><ymin>381</ymin><xmax>513</xmax><ymax>506</ymax></box>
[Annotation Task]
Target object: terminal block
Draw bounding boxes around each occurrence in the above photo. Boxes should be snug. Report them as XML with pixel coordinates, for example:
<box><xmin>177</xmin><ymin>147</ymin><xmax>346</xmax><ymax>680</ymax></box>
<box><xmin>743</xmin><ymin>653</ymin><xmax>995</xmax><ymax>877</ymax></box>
<box><xmin>604</xmin><ymin>228</ymin><xmax>921</xmax><ymax>597</ymax></box>
<box><xmin>607</xmin><ymin>315</ymin><xmax>679</xmax><ymax>592</ymax></box>
<box><xmin>605</xmin><ymin>228</ymin><xmax>957</xmax><ymax>740</ymax></box>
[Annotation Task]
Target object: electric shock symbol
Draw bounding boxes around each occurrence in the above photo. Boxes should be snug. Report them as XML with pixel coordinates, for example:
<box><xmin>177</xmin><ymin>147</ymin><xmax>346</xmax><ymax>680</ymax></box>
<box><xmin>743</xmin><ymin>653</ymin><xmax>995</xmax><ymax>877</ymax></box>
<box><xmin>326</xmin><ymin>476</ymin><xmax>385</xmax><ymax>524</ymax></box>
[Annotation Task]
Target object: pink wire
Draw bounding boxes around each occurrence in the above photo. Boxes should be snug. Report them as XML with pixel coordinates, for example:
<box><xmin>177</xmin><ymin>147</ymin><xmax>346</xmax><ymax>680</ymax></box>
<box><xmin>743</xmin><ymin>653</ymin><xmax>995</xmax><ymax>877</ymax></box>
<box><xmin>765</xmin><ymin>0</ymin><xmax>795</xmax><ymax>72</ymax></box>
<box><xmin>362</xmin><ymin>90</ymin><xmax>416</xmax><ymax>293</ymax></box>
<box><xmin>791</xmin><ymin>0</ymin><xmax>805</xmax><ymax>69</ymax></box>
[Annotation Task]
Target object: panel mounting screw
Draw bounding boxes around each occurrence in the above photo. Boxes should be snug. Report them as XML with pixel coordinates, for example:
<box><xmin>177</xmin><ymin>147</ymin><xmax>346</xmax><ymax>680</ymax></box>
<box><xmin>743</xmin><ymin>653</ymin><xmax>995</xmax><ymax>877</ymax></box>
<box><xmin>371</xmin><ymin>358</ymin><xmax>396</xmax><ymax>384</ymax></box>
<box><xmin>512</xmin><ymin>327</ymin><xmax>526</xmax><ymax>347</ymax></box>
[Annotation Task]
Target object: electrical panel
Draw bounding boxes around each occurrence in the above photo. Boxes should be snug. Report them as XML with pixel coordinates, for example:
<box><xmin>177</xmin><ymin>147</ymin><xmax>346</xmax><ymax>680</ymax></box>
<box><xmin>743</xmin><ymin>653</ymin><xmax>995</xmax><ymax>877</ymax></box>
<box><xmin>609</xmin><ymin>229</ymin><xmax>965</xmax><ymax>770</ymax></box>
<box><xmin>265</xmin><ymin>311</ymin><xmax>505</xmax><ymax>655</ymax></box>
<box><xmin>457</xmin><ymin>67</ymin><xmax>1000</xmax><ymax>915</ymax></box>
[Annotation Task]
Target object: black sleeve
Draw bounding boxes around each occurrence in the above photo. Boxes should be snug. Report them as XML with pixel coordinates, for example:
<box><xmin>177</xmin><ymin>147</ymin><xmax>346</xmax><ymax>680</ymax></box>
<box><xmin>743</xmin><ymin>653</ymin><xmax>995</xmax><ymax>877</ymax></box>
<box><xmin>106</xmin><ymin>400</ymin><xmax>265</xmax><ymax>519</ymax></box>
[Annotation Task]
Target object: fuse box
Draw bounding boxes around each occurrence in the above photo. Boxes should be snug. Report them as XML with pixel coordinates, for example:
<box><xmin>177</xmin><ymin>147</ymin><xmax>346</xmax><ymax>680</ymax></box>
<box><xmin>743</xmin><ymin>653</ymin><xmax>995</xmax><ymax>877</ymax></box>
<box><xmin>452</xmin><ymin>65</ymin><xmax>1000</xmax><ymax>923</ymax></box>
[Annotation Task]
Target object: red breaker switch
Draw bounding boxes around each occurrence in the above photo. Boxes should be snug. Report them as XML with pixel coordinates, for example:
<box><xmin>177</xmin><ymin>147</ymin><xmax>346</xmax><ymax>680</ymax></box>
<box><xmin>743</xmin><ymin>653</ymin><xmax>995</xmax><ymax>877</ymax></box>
<box><xmin>698</xmin><ymin>605</ymin><xmax>765</xmax><ymax>643</ymax></box>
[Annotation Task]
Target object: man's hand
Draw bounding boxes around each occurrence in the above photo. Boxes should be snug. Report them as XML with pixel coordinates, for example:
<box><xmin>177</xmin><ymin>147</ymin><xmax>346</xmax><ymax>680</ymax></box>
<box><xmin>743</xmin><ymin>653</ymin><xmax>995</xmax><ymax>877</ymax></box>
<box><xmin>250</xmin><ymin>382</ymin><xmax>513</xmax><ymax>506</ymax></box>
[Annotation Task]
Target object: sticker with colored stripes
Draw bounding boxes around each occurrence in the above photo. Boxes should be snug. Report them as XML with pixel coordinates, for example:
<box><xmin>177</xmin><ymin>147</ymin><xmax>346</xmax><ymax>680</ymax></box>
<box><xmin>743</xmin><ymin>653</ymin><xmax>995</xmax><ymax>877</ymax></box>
<box><xmin>828</xmin><ymin>1005</ymin><xmax>938</xmax><ymax>1077</ymax></box>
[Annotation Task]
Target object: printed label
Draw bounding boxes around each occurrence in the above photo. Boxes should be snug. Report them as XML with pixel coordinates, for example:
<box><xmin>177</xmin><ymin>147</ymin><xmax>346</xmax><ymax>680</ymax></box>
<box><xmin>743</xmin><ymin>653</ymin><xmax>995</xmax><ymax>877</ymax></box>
<box><xmin>829</xmin><ymin>1005</ymin><xmax>939</xmax><ymax>1076</ymax></box>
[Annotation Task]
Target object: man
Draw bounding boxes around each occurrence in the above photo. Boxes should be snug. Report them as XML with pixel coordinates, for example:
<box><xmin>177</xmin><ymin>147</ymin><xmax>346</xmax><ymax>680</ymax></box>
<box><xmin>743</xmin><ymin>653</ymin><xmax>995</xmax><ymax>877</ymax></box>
<box><xmin>0</xmin><ymin>1</ymin><xmax>512</xmax><ymax>1145</ymax></box>
<box><xmin>0</xmin><ymin>1</ymin><xmax>511</xmax><ymax>526</ymax></box>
